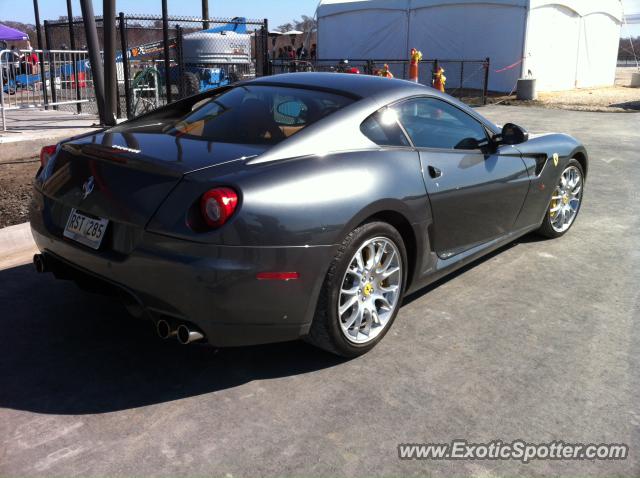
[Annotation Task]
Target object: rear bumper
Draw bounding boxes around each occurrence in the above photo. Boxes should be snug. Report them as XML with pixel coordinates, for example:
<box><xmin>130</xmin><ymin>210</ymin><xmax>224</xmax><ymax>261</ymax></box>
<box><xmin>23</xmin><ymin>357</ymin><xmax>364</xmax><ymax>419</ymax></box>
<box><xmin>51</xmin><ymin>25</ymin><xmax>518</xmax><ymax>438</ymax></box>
<box><xmin>30</xmin><ymin>203</ymin><xmax>336</xmax><ymax>347</ymax></box>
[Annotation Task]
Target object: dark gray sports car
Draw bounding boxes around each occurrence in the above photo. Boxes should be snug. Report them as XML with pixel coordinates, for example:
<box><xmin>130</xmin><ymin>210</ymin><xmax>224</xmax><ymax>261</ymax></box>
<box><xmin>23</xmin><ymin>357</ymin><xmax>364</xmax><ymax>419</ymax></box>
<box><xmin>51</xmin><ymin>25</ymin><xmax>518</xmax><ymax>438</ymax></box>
<box><xmin>30</xmin><ymin>73</ymin><xmax>587</xmax><ymax>357</ymax></box>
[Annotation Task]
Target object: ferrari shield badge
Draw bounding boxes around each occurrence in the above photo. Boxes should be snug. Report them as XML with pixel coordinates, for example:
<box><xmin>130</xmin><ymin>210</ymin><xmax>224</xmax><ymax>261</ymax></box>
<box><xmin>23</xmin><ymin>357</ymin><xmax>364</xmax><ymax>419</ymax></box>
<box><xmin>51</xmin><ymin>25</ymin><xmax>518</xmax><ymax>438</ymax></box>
<box><xmin>552</xmin><ymin>153</ymin><xmax>559</xmax><ymax>167</ymax></box>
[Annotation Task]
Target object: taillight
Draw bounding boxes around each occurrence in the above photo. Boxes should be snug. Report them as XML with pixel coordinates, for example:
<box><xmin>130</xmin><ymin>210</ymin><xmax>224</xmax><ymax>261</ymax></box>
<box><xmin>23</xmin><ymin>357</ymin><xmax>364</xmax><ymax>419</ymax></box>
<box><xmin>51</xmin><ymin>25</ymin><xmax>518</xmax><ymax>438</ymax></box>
<box><xmin>200</xmin><ymin>187</ymin><xmax>238</xmax><ymax>228</ymax></box>
<box><xmin>40</xmin><ymin>145</ymin><xmax>57</xmax><ymax>168</ymax></box>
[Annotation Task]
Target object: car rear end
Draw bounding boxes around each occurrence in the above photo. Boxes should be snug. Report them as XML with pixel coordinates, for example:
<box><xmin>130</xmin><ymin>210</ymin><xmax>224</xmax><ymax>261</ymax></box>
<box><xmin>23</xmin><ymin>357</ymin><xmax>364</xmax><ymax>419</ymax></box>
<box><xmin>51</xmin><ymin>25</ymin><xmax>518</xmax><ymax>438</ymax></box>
<box><xmin>29</xmin><ymin>82</ymin><xmax>357</xmax><ymax>347</ymax></box>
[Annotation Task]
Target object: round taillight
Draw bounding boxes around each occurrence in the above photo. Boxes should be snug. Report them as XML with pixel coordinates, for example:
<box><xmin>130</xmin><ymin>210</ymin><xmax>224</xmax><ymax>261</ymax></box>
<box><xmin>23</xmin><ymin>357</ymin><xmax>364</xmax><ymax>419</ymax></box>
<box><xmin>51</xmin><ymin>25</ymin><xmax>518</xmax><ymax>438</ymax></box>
<box><xmin>200</xmin><ymin>187</ymin><xmax>238</xmax><ymax>228</ymax></box>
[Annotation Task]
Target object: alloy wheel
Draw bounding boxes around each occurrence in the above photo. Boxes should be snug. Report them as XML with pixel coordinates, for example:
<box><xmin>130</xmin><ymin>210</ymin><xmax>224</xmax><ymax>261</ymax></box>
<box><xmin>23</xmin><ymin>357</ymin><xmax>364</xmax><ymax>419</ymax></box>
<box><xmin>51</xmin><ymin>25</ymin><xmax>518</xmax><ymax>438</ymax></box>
<box><xmin>549</xmin><ymin>165</ymin><xmax>583</xmax><ymax>233</ymax></box>
<box><xmin>338</xmin><ymin>237</ymin><xmax>403</xmax><ymax>344</ymax></box>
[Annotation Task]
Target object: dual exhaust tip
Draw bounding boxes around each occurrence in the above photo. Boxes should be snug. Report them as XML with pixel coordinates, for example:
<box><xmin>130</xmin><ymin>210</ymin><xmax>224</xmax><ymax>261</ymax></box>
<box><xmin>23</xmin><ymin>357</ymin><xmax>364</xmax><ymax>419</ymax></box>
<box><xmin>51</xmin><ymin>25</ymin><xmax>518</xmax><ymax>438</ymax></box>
<box><xmin>34</xmin><ymin>254</ymin><xmax>204</xmax><ymax>346</ymax></box>
<box><xmin>156</xmin><ymin>319</ymin><xmax>204</xmax><ymax>345</ymax></box>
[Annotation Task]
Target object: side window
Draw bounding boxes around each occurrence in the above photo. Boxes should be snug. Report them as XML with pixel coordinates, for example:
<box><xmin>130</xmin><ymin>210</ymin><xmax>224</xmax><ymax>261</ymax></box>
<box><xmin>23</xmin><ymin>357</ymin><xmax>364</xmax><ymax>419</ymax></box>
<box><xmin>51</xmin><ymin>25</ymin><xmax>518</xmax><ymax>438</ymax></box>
<box><xmin>360</xmin><ymin>109</ymin><xmax>410</xmax><ymax>147</ymax></box>
<box><xmin>394</xmin><ymin>97</ymin><xmax>488</xmax><ymax>150</ymax></box>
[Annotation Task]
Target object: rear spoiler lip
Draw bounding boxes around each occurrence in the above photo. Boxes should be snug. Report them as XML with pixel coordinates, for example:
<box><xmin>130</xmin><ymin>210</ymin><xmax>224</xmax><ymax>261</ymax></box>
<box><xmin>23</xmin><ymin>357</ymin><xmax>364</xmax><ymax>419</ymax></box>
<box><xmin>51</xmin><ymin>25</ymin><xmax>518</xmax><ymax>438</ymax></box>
<box><xmin>61</xmin><ymin>143</ymin><xmax>185</xmax><ymax>177</ymax></box>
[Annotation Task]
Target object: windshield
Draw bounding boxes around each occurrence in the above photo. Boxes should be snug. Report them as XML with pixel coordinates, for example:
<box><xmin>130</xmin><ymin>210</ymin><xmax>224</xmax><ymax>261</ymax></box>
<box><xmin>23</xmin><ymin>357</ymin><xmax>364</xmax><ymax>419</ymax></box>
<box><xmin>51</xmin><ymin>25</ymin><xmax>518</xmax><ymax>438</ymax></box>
<box><xmin>161</xmin><ymin>85</ymin><xmax>354</xmax><ymax>145</ymax></box>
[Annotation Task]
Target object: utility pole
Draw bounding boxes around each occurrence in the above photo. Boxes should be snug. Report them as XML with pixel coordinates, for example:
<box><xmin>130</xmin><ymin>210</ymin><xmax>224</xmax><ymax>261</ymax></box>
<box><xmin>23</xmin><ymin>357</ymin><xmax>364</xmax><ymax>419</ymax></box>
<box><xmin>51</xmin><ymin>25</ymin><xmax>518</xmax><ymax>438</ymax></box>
<box><xmin>103</xmin><ymin>0</ymin><xmax>118</xmax><ymax>125</ymax></box>
<box><xmin>79</xmin><ymin>0</ymin><xmax>106</xmax><ymax>124</ymax></box>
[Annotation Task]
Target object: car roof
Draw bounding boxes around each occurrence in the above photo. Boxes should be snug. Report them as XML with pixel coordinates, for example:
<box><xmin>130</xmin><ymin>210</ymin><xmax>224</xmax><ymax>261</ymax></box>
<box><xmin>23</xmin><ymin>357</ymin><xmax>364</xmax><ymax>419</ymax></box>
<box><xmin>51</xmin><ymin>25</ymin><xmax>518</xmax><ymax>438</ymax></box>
<box><xmin>246</xmin><ymin>72</ymin><xmax>431</xmax><ymax>99</ymax></box>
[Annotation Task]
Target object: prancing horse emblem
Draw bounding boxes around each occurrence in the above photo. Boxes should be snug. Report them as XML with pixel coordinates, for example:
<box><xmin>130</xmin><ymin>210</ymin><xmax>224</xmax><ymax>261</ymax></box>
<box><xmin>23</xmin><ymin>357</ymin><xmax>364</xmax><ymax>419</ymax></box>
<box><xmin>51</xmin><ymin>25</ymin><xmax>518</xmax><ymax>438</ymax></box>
<box><xmin>82</xmin><ymin>176</ymin><xmax>95</xmax><ymax>200</ymax></box>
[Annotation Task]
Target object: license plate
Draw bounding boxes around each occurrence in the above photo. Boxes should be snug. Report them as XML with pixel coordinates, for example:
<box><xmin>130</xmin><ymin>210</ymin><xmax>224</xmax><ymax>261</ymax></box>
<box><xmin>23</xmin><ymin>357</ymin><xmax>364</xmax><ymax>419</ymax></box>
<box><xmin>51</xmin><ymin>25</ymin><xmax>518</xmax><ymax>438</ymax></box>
<box><xmin>63</xmin><ymin>209</ymin><xmax>109</xmax><ymax>250</ymax></box>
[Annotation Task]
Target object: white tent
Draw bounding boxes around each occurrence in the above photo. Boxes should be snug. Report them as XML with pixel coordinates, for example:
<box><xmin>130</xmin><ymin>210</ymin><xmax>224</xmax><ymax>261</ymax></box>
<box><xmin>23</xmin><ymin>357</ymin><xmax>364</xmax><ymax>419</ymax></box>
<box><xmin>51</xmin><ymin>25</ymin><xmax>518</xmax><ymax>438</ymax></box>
<box><xmin>317</xmin><ymin>0</ymin><xmax>624</xmax><ymax>92</ymax></box>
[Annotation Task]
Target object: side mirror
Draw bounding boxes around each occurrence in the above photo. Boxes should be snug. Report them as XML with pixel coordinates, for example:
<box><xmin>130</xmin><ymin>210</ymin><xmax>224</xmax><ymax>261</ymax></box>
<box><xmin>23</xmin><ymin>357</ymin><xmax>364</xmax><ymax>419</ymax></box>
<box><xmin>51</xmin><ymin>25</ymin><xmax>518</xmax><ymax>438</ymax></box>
<box><xmin>499</xmin><ymin>123</ymin><xmax>529</xmax><ymax>145</ymax></box>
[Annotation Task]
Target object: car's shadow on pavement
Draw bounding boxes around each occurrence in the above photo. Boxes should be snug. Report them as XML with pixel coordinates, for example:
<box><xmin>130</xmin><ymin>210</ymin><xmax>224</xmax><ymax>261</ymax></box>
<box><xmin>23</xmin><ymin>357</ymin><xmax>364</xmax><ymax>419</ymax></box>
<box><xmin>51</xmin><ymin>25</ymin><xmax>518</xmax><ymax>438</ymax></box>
<box><xmin>0</xmin><ymin>263</ymin><xmax>345</xmax><ymax>415</ymax></box>
<box><xmin>0</xmin><ymin>234</ymin><xmax>547</xmax><ymax>415</ymax></box>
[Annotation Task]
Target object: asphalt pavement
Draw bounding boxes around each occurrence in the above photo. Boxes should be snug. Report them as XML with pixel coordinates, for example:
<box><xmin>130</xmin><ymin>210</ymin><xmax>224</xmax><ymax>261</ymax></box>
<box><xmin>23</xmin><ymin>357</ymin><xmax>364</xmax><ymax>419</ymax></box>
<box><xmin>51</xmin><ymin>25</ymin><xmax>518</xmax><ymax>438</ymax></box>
<box><xmin>0</xmin><ymin>105</ymin><xmax>638</xmax><ymax>477</ymax></box>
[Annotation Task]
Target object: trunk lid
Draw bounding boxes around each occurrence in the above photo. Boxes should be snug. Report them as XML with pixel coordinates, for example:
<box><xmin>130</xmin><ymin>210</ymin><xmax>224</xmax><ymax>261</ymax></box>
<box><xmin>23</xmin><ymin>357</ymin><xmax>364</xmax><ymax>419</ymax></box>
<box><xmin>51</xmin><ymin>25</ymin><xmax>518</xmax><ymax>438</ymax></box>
<box><xmin>39</xmin><ymin>131</ymin><xmax>267</xmax><ymax>227</ymax></box>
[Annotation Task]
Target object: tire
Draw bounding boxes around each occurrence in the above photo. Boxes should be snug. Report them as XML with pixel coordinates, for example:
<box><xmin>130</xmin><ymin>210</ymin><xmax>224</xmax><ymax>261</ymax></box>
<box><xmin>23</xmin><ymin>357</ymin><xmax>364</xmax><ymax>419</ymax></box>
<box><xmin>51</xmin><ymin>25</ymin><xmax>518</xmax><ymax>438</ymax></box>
<box><xmin>180</xmin><ymin>72</ymin><xmax>200</xmax><ymax>97</ymax></box>
<box><xmin>536</xmin><ymin>158</ymin><xmax>585</xmax><ymax>238</ymax></box>
<box><xmin>306</xmin><ymin>221</ymin><xmax>407</xmax><ymax>357</ymax></box>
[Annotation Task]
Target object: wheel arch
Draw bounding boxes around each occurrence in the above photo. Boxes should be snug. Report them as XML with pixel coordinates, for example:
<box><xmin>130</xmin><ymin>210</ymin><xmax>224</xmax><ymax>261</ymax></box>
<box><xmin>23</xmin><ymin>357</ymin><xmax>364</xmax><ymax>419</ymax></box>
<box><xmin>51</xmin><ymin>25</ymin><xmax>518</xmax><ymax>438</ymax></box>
<box><xmin>356</xmin><ymin>209</ymin><xmax>419</xmax><ymax>291</ymax></box>
<box><xmin>572</xmin><ymin>149</ymin><xmax>588</xmax><ymax>179</ymax></box>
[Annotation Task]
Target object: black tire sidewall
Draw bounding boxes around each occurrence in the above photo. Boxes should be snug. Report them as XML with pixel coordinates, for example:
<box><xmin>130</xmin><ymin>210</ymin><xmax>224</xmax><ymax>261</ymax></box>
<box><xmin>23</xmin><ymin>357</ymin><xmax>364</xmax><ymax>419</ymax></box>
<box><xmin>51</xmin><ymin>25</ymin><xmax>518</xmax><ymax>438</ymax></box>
<box><xmin>538</xmin><ymin>158</ymin><xmax>585</xmax><ymax>238</ymax></box>
<box><xmin>325</xmin><ymin>222</ymin><xmax>407</xmax><ymax>356</ymax></box>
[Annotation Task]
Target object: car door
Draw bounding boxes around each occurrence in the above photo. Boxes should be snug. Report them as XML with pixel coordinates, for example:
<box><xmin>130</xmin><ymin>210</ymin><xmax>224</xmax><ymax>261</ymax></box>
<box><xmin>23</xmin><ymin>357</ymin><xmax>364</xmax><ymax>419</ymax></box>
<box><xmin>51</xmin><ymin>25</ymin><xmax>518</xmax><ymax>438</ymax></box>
<box><xmin>393</xmin><ymin>96</ymin><xmax>530</xmax><ymax>258</ymax></box>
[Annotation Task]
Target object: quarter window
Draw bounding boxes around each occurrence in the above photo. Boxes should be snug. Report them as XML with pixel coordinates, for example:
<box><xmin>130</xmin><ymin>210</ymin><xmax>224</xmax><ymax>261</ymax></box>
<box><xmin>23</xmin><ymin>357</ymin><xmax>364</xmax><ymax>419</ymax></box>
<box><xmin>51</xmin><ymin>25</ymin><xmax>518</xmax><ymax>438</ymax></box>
<box><xmin>394</xmin><ymin>97</ymin><xmax>488</xmax><ymax>150</ymax></box>
<box><xmin>360</xmin><ymin>109</ymin><xmax>410</xmax><ymax>147</ymax></box>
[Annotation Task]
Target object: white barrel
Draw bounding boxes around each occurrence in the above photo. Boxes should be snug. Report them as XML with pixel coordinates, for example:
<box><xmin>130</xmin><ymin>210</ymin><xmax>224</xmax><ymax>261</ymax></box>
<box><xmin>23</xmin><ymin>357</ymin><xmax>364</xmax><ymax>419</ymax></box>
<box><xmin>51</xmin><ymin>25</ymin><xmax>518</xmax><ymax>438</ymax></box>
<box><xmin>630</xmin><ymin>73</ymin><xmax>640</xmax><ymax>88</ymax></box>
<box><xmin>516</xmin><ymin>78</ymin><xmax>537</xmax><ymax>100</ymax></box>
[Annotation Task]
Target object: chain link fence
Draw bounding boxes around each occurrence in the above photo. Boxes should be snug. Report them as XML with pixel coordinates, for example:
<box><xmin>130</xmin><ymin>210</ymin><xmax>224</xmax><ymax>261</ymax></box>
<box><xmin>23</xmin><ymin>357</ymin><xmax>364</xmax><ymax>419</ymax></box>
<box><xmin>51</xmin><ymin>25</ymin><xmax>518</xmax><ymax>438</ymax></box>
<box><xmin>40</xmin><ymin>15</ymin><xmax>490</xmax><ymax>121</ymax></box>
<box><xmin>269</xmin><ymin>58</ymin><xmax>491</xmax><ymax>105</ymax></box>
<box><xmin>44</xmin><ymin>14</ymin><xmax>269</xmax><ymax>119</ymax></box>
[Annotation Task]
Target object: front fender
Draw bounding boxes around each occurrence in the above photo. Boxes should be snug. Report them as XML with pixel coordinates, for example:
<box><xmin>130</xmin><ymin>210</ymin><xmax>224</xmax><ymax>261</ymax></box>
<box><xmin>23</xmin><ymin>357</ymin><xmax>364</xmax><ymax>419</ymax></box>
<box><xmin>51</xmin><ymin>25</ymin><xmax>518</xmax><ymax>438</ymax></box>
<box><xmin>513</xmin><ymin>133</ymin><xmax>588</xmax><ymax>229</ymax></box>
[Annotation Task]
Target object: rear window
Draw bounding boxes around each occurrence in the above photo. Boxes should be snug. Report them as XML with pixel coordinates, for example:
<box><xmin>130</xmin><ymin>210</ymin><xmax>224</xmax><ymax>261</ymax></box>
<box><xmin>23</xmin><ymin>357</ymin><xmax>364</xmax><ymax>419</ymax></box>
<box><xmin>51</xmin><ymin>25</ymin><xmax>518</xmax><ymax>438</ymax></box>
<box><xmin>165</xmin><ymin>85</ymin><xmax>354</xmax><ymax>145</ymax></box>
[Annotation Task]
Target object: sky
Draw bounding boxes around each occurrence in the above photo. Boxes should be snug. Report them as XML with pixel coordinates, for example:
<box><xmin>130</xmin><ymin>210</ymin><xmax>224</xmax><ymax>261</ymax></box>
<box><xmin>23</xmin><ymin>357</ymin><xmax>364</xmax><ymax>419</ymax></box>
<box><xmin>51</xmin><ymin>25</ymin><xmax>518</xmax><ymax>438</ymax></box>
<box><xmin>0</xmin><ymin>0</ymin><xmax>320</xmax><ymax>29</ymax></box>
<box><xmin>1</xmin><ymin>0</ymin><xmax>639</xmax><ymax>36</ymax></box>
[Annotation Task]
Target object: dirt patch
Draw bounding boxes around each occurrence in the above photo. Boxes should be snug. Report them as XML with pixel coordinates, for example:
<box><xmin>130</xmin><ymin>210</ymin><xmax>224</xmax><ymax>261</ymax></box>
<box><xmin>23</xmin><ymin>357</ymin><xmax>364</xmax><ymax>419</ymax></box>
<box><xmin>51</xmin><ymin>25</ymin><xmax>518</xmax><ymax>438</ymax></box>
<box><xmin>488</xmin><ymin>85</ymin><xmax>640</xmax><ymax>112</ymax></box>
<box><xmin>0</xmin><ymin>160</ymin><xmax>39</xmax><ymax>228</ymax></box>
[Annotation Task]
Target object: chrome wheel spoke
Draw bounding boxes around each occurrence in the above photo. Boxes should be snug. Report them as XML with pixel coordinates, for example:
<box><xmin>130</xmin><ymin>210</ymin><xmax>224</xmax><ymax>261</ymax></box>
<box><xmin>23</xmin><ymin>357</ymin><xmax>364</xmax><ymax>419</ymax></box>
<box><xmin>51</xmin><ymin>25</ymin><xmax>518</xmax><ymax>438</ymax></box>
<box><xmin>341</xmin><ymin>284</ymin><xmax>360</xmax><ymax>296</ymax></box>
<box><xmin>339</xmin><ymin>295</ymin><xmax>358</xmax><ymax>316</ymax></box>
<box><xmin>343</xmin><ymin>307</ymin><xmax>361</xmax><ymax>331</ymax></box>
<box><xmin>381</xmin><ymin>266</ymin><xmax>400</xmax><ymax>279</ymax></box>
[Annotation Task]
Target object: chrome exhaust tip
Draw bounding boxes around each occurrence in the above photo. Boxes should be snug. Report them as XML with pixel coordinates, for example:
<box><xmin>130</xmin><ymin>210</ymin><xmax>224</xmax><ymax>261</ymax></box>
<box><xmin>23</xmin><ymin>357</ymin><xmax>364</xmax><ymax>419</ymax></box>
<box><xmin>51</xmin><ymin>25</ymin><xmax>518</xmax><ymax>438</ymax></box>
<box><xmin>176</xmin><ymin>324</ymin><xmax>204</xmax><ymax>345</ymax></box>
<box><xmin>33</xmin><ymin>254</ymin><xmax>47</xmax><ymax>273</ymax></box>
<box><xmin>156</xmin><ymin>319</ymin><xmax>176</xmax><ymax>340</ymax></box>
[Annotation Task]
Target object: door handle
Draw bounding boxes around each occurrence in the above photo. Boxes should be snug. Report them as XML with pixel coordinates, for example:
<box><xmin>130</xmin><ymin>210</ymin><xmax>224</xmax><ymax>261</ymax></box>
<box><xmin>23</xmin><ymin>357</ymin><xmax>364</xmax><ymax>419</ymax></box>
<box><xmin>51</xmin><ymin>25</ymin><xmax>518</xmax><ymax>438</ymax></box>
<box><xmin>428</xmin><ymin>166</ymin><xmax>442</xmax><ymax>179</ymax></box>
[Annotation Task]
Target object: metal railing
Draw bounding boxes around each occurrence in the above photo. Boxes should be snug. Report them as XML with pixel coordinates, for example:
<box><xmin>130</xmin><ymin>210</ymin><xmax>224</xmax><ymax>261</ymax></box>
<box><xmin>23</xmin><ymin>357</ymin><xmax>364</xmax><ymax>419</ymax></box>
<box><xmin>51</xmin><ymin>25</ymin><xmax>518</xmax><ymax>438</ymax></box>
<box><xmin>269</xmin><ymin>58</ymin><xmax>491</xmax><ymax>105</ymax></box>
<box><xmin>45</xmin><ymin>14</ymin><xmax>269</xmax><ymax>120</ymax></box>
<box><xmin>1</xmin><ymin>49</ymin><xmax>95</xmax><ymax>130</ymax></box>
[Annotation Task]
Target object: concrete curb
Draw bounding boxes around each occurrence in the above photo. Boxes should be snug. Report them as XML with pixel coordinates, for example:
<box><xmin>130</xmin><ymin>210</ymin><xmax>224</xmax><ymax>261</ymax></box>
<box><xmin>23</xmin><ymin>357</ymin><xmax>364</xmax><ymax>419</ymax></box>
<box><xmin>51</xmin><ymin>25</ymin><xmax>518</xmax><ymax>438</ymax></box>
<box><xmin>0</xmin><ymin>129</ymin><xmax>99</xmax><ymax>162</ymax></box>
<box><xmin>0</xmin><ymin>222</ymin><xmax>36</xmax><ymax>257</ymax></box>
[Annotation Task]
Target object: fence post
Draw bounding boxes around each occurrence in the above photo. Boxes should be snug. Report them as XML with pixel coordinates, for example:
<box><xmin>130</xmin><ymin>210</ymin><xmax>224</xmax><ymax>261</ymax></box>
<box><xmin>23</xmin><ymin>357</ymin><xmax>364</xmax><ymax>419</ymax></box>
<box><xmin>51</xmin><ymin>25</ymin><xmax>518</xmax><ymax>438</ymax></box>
<box><xmin>263</xmin><ymin>19</ymin><xmax>269</xmax><ymax>76</ymax></box>
<box><xmin>66</xmin><ymin>0</ymin><xmax>82</xmax><ymax>113</ymax></box>
<box><xmin>202</xmin><ymin>0</ymin><xmax>210</xmax><ymax>30</ymax></box>
<box><xmin>33</xmin><ymin>0</ymin><xmax>49</xmax><ymax>109</ymax></box>
<box><xmin>119</xmin><ymin>12</ymin><xmax>132</xmax><ymax>119</ymax></box>
<box><xmin>1</xmin><ymin>62</ymin><xmax>6</xmax><ymax>131</ymax></box>
<box><xmin>459</xmin><ymin>61</ymin><xmax>464</xmax><ymax>94</ymax></box>
<box><xmin>483</xmin><ymin>57</ymin><xmax>490</xmax><ymax>105</ymax></box>
<box><xmin>44</xmin><ymin>20</ymin><xmax>58</xmax><ymax>110</ymax></box>
<box><xmin>432</xmin><ymin>59</ymin><xmax>438</xmax><ymax>89</ymax></box>
<box><xmin>161</xmin><ymin>0</ymin><xmax>173</xmax><ymax>103</ymax></box>
<box><xmin>176</xmin><ymin>25</ymin><xmax>184</xmax><ymax>99</ymax></box>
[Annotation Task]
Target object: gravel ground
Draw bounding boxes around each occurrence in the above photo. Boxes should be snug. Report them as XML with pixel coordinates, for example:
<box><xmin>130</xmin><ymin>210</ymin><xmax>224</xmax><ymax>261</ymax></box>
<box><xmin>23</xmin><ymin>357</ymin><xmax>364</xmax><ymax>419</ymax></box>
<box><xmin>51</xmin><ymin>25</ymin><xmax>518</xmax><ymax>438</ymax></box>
<box><xmin>489</xmin><ymin>85</ymin><xmax>640</xmax><ymax>112</ymax></box>
<box><xmin>486</xmin><ymin>67</ymin><xmax>640</xmax><ymax>112</ymax></box>
<box><xmin>0</xmin><ymin>160</ymin><xmax>39</xmax><ymax>228</ymax></box>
